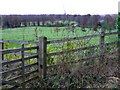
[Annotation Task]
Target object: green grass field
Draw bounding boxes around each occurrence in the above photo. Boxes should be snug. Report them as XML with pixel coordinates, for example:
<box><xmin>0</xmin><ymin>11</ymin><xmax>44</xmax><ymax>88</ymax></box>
<box><xmin>1</xmin><ymin>26</ymin><xmax>98</xmax><ymax>41</ymax></box>
<box><xmin>1</xmin><ymin>26</ymin><xmax>118</xmax><ymax>49</ymax></box>
<box><xmin>1</xmin><ymin>26</ymin><xmax>118</xmax><ymax>40</ymax></box>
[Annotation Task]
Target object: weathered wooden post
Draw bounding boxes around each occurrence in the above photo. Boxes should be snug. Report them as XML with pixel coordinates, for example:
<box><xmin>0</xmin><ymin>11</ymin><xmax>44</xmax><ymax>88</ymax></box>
<box><xmin>38</xmin><ymin>37</ymin><xmax>47</xmax><ymax>79</ymax></box>
<box><xmin>2</xmin><ymin>42</ymin><xmax>4</xmax><ymax>60</ymax></box>
<box><xmin>0</xmin><ymin>41</ymin><xmax>4</xmax><ymax>60</ymax></box>
<box><xmin>21</xmin><ymin>44</ymin><xmax>25</xmax><ymax>89</ymax></box>
<box><xmin>99</xmin><ymin>20</ymin><xmax>105</xmax><ymax>63</ymax></box>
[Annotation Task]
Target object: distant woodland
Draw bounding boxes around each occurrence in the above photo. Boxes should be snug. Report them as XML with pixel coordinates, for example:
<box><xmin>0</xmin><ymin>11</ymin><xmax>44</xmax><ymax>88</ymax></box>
<box><xmin>1</xmin><ymin>14</ymin><xmax>117</xmax><ymax>30</ymax></box>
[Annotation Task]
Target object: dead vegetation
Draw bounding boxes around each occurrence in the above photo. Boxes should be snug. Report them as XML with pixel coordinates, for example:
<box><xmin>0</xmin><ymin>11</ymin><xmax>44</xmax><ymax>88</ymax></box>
<box><xmin>32</xmin><ymin>49</ymin><xmax>120</xmax><ymax>89</ymax></box>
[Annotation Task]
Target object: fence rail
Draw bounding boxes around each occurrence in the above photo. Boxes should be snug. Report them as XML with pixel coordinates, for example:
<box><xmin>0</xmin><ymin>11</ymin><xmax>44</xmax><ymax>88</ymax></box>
<box><xmin>1</xmin><ymin>43</ymin><xmax>39</xmax><ymax>89</ymax></box>
<box><xmin>47</xmin><ymin>31</ymin><xmax>119</xmax><ymax>44</ymax></box>
<box><xmin>0</xmin><ymin>40</ymin><xmax>38</xmax><ymax>44</ymax></box>
<box><xmin>1</xmin><ymin>29</ymin><xmax>120</xmax><ymax>89</ymax></box>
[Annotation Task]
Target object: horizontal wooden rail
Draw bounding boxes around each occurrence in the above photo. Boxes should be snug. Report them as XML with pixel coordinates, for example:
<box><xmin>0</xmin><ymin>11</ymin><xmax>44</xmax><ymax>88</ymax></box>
<box><xmin>1</xmin><ymin>48</ymin><xmax>21</xmax><ymax>54</ymax></box>
<box><xmin>67</xmin><ymin>54</ymin><xmax>99</xmax><ymax>64</ymax></box>
<box><xmin>24</xmin><ymin>46</ymin><xmax>38</xmax><ymax>50</ymax></box>
<box><xmin>24</xmin><ymin>62</ymin><xmax>38</xmax><ymax>69</ymax></box>
<box><xmin>47</xmin><ymin>32</ymin><xmax>119</xmax><ymax>44</ymax></box>
<box><xmin>47</xmin><ymin>34</ymin><xmax>100</xmax><ymax>44</ymax></box>
<box><xmin>23</xmin><ymin>76</ymin><xmax>38</xmax><ymax>84</ymax></box>
<box><xmin>2</xmin><ymin>62</ymin><xmax>38</xmax><ymax>76</ymax></box>
<box><xmin>24</xmin><ymin>54</ymin><xmax>38</xmax><ymax>61</ymax></box>
<box><xmin>47</xmin><ymin>48</ymin><xmax>118</xmax><ymax>68</ymax></box>
<box><xmin>0</xmin><ymin>40</ymin><xmax>38</xmax><ymax>44</ymax></box>
<box><xmin>47</xmin><ymin>44</ymin><xmax>100</xmax><ymax>56</ymax></box>
<box><xmin>2</xmin><ymin>59</ymin><xmax>22</xmax><ymax>66</ymax></box>
<box><xmin>2</xmin><ymin>67</ymin><xmax>22</xmax><ymax>76</ymax></box>
<box><xmin>0</xmin><ymin>46</ymin><xmax>38</xmax><ymax>54</ymax></box>
<box><xmin>4</xmin><ymin>75</ymin><xmax>38</xmax><ymax>89</ymax></box>
<box><xmin>11</xmin><ymin>52</ymin><xmax>37</xmax><ymax>56</ymax></box>
<box><xmin>47</xmin><ymin>41</ymin><xmax>117</xmax><ymax>57</ymax></box>
<box><xmin>8</xmin><ymin>69</ymin><xmax>38</xmax><ymax>82</ymax></box>
<box><xmin>10</xmin><ymin>76</ymin><xmax>38</xmax><ymax>89</ymax></box>
<box><xmin>104</xmin><ymin>41</ymin><xmax>117</xmax><ymax>46</ymax></box>
<box><xmin>47</xmin><ymin>54</ymin><xmax>99</xmax><ymax>68</ymax></box>
<box><xmin>2</xmin><ymin>80</ymin><xmax>20</xmax><ymax>86</ymax></box>
<box><xmin>105</xmin><ymin>32</ymin><xmax>119</xmax><ymax>36</ymax></box>
<box><xmin>2</xmin><ymin>54</ymin><xmax>38</xmax><ymax>66</ymax></box>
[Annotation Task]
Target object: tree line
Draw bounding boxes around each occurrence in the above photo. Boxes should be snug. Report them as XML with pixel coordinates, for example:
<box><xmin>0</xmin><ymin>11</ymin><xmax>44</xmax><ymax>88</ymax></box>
<box><xmin>1</xmin><ymin>14</ymin><xmax>117</xmax><ymax>30</ymax></box>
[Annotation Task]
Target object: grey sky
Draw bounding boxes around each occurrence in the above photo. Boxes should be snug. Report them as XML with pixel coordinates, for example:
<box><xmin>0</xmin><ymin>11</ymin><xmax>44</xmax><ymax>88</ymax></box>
<box><xmin>0</xmin><ymin>0</ymin><xmax>119</xmax><ymax>15</ymax></box>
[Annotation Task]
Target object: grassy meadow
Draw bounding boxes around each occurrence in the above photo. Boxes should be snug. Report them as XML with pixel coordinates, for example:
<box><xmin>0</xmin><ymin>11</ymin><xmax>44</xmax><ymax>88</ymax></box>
<box><xmin>1</xmin><ymin>26</ymin><xmax>97</xmax><ymax>40</ymax></box>
<box><xmin>1</xmin><ymin>26</ymin><xmax>118</xmax><ymax>41</ymax></box>
<box><xmin>1</xmin><ymin>26</ymin><xmax>118</xmax><ymax>49</ymax></box>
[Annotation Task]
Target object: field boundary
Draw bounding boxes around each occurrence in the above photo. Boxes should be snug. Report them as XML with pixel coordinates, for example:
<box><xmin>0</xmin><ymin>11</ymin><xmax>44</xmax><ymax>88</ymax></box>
<box><xmin>0</xmin><ymin>28</ymin><xmax>120</xmax><ymax>89</ymax></box>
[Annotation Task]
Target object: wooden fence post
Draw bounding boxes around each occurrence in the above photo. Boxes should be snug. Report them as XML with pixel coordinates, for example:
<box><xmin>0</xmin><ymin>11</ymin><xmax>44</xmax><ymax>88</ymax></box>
<box><xmin>21</xmin><ymin>44</ymin><xmax>25</xmax><ymax>89</ymax></box>
<box><xmin>2</xmin><ymin>42</ymin><xmax>4</xmax><ymax>60</ymax></box>
<box><xmin>100</xmin><ymin>27</ymin><xmax>105</xmax><ymax>63</ymax></box>
<box><xmin>37</xmin><ymin>41</ymin><xmax>42</xmax><ymax>79</ymax></box>
<box><xmin>0</xmin><ymin>41</ymin><xmax>4</xmax><ymax>60</ymax></box>
<box><xmin>38</xmin><ymin>37</ymin><xmax>47</xmax><ymax>79</ymax></box>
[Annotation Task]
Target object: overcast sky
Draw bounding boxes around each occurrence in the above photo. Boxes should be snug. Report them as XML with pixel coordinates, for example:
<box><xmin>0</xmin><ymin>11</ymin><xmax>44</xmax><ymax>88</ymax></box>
<box><xmin>0</xmin><ymin>0</ymin><xmax>119</xmax><ymax>15</ymax></box>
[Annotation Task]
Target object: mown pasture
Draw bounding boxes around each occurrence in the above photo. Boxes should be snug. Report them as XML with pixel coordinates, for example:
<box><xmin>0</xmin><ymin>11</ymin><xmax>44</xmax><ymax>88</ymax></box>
<box><xmin>0</xmin><ymin>26</ymin><xmax>118</xmax><ymax>54</ymax></box>
<box><xmin>1</xmin><ymin>26</ymin><xmax>98</xmax><ymax>41</ymax></box>
<box><xmin>1</xmin><ymin>26</ymin><xmax>118</xmax><ymax>41</ymax></box>
<box><xmin>1</xmin><ymin>26</ymin><xmax>118</xmax><ymax>55</ymax></box>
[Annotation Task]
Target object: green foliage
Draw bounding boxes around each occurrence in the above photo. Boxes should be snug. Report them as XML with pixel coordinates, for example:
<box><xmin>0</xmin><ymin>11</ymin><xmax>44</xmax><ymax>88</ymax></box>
<box><xmin>47</xmin><ymin>45</ymin><xmax>55</xmax><ymax>65</ymax></box>
<box><xmin>4</xmin><ymin>43</ymin><xmax>9</xmax><ymax>49</ymax></box>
